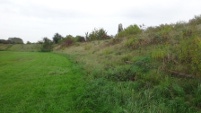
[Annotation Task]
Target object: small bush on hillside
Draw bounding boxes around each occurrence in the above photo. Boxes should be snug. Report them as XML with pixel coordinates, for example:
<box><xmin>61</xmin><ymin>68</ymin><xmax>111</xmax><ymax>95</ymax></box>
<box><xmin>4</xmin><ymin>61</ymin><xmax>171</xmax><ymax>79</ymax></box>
<box><xmin>62</xmin><ymin>35</ymin><xmax>75</xmax><ymax>47</ymax></box>
<box><xmin>87</xmin><ymin>28</ymin><xmax>111</xmax><ymax>41</ymax></box>
<box><xmin>124</xmin><ymin>37</ymin><xmax>140</xmax><ymax>49</ymax></box>
<box><xmin>116</xmin><ymin>24</ymin><xmax>141</xmax><ymax>38</ymax></box>
<box><xmin>176</xmin><ymin>37</ymin><xmax>201</xmax><ymax>76</ymax></box>
<box><xmin>75</xmin><ymin>35</ymin><xmax>85</xmax><ymax>42</ymax></box>
<box><xmin>106</xmin><ymin>56</ymin><xmax>152</xmax><ymax>81</ymax></box>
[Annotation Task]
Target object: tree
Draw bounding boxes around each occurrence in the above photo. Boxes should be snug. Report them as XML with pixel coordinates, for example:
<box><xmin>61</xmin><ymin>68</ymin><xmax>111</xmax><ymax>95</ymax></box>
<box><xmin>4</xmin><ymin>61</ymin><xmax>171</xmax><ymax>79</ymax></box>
<box><xmin>118</xmin><ymin>23</ymin><xmax>123</xmax><ymax>33</ymax></box>
<box><xmin>116</xmin><ymin>24</ymin><xmax>141</xmax><ymax>38</ymax></box>
<box><xmin>88</xmin><ymin>28</ymin><xmax>111</xmax><ymax>41</ymax></box>
<box><xmin>75</xmin><ymin>35</ymin><xmax>85</xmax><ymax>42</ymax></box>
<box><xmin>53</xmin><ymin>33</ymin><xmax>63</xmax><ymax>44</ymax></box>
<box><xmin>26</xmin><ymin>41</ymin><xmax>31</xmax><ymax>44</ymax></box>
<box><xmin>62</xmin><ymin>35</ymin><xmax>75</xmax><ymax>46</ymax></box>
<box><xmin>8</xmin><ymin>37</ymin><xmax>24</xmax><ymax>44</ymax></box>
<box><xmin>41</xmin><ymin>37</ymin><xmax>53</xmax><ymax>52</ymax></box>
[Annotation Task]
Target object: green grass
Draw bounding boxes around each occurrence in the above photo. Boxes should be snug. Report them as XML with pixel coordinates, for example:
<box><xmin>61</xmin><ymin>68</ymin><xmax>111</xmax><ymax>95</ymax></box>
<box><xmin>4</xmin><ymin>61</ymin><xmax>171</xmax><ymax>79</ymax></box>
<box><xmin>0</xmin><ymin>44</ymin><xmax>41</xmax><ymax>52</ymax></box>
<box><xmin>0</xmin><ymin>51</ymin><xmax>85</xmax><ymax>113</ymax></box>
<box><xmin>58</xmin><ymin>39</ymin><xmax>201</xmax><ymax>113</ymax></box>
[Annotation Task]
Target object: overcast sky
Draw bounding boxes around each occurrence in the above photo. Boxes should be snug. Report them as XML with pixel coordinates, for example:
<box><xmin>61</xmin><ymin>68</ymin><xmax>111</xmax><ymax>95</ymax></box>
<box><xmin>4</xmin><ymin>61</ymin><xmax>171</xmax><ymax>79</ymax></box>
<box><xmin>0</xmin><ymin>0</ymin><xmax>201</xmax><ymax>42</ymax></box>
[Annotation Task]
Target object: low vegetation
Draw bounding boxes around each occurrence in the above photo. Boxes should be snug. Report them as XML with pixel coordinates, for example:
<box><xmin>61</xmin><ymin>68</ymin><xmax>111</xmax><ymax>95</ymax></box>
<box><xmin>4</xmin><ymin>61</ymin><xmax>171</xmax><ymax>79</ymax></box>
<box><xmin>57</xmin><ymin>15</ymin><xmax>201</xmax><ymax>112</ymax></box>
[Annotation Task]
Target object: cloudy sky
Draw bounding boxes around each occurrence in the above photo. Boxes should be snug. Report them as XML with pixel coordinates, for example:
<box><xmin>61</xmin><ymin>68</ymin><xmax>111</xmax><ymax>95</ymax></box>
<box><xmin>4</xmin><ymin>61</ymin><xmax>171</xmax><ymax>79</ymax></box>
<box><xmin>0</xmin><ymin>0</ymin><xmax>201</xmax><ymax>42</ymax></box>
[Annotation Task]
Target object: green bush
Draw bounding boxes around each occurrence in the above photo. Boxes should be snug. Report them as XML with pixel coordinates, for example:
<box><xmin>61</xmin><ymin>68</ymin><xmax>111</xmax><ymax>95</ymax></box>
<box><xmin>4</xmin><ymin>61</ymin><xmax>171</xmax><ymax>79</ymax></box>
<box><xmin>87</xmin><ymin>28</ymin><xmax>110</xmax><ymax>41</ymax></box>
<box><xmin>116</xmin><ymin>24</ymin><xmax>141</xmax><ymax>38</ymax></box>
<box><xmin>176</xmin><ymin>37</ymin><xmax>201</xmax><ymax>76</ymax></box>
<box><xmin>75</xmin><ymin>35</ymin><xmax>85</xmax><ymax>42</ymax></box>
<box><xmin>61</xmin><ymin>35</ymin><xmax>75</xmax><ymax>47</ymax></box>
<box><xmin>106</xmin><ymin>56</ymin><xmax>152</xmax><ymax>81</ymax></box>
<box><xmin>53</xmin><ymin>33</ymin><xmax>63</xmax><ymax>44</ymax></box>
<box><xmin>41</xmin><ymin>37</ymin><xmax>53</xmax><ymax>52</ymax></box>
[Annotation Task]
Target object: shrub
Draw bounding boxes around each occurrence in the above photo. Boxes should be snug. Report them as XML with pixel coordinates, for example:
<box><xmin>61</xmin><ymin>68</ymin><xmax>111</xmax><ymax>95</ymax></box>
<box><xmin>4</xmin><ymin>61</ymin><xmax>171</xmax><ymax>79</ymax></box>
<box><xmin>124</xmin><ymin>37</ymin><xmax>140</xmax><ymax>49</ymax></box>
<box><xmin>116</xmin><ymin>24</ymin><xmax>141</xmax><ymax>38</ymax></box>
<box><xmin>106</xmin><ymin>56</ymin><xmax>152</xmax><ymax>81</ymax></box>
<box><xmin>53</xmin><ymin>33</ymin><xmax>63</xmax><ymax>44</ymax></box>
<box><xmin>62</xmin><ymin>35</ymin><xmax>75</xmax><ymax>47</ymax></box>
<box><xmin>75</xmin><ymin>35</ymin><xmax>85</xmax><ymax>42</ymax></box>
<box><xmin>8</xmin><ymin>37</ymin><xmax>24</xmax><ymax>44</ymax></box>
<box><xmin>176</xmin><ymin>37</ymin><xmax>201</xmax><ymax>76</ymax></box>
<box><xmin>41</xmin><ymin>37</ymin><xmax>53</xmax><ymax>52</ymax></box>
<box><xmin>87</xmin><ymin>28</ymin><xmax>111</xmax><ymax>41</ymax></box>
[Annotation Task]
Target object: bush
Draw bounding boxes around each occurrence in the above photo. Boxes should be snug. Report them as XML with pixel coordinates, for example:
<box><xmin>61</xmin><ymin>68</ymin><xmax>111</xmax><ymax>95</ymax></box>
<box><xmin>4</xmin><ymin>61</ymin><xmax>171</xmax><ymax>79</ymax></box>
<box><xmin>62</xmin><ymin>35</ymin><xmax>75</xmax><ymax>47</ymax></box>
<box><xmin>75</xmin><ymin>35</ymin><xmax>85</xmax><ymax>42</ymax></box>
<box><xmin>41</xmin><ymin>37</ymin><xmax>53</xmax><ymax>52</ymax></box>
<box><xmin>8</xmin><ymin>37</ymin><xmax>24</xmax><ymax>44</ymax></box>
<box><xmin>53</xmin><ymin>33</ymin><xmax>63</xmax><ymax>44</ymax></box>
<box><xmin>87</xmin><ymin>28</ymin><xmax>111</xmax><ymax>41</ymax></box>
<box><xmin>116</xmin><ymin>24</ymin><xmax>141</xmax><ymax>38</ymax></box>
<box><xmin>176</xmin><ymin>37</ymin><xmax>201</xmax><ymax>76</ymax></box>
<box><xmin>106</xmin><ymin>56</ymin><xmax>152</xmax><ymax>81</ymax></box>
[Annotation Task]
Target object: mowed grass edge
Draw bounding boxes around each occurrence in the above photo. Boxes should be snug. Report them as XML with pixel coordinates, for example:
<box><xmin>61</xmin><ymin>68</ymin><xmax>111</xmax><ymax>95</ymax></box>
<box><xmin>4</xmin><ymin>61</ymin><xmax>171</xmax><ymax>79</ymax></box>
<box><xmin>0</xmin><ymin>51</ymin><xmax>85</xmax><ymax>113</ymax></box>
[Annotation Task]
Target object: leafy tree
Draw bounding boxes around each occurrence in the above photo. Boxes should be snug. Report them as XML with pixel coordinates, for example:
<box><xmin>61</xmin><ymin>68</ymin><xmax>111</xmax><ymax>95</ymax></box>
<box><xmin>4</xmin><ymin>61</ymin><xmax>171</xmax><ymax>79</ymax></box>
<box><xmin>116</xmin><ymin>24</ymin><xmax>141</xmax><ymax>38</ymax></box>
<box><xmin>8</xmin><ymin>37</ymin><xmax>24</xmax><ymax>44</ymax></box>
<box><xmin>62</xmin><ymin>35</ymin><xmax>75</xmax><ymax>46</ymax></box>
<box><xmin>53</xmin><ymin>33</ymin><xmax>63</xmax><ymax>44</ymax></box>
<box><xmin>26</xmin><ymin>41</ymin><xmax>31</xmax><ymax>44</ymax></box>
<box><xmin>41</xmin><ymin>37</ymin><xmax>53</xmax><ymax>52</ymax></box>
<box><xmin>0</xmin><ymin>39</ymin><xmax>10</xmax><ymax>44</ymax></box>
<box><xmin>75</xmin><ymin>35</ymin><xmax>85</xmax><ymax>42</ymax></box>
<box><xmin>88</xmin><ymin>28</ymin><xmax>110</xmax><ymax>41</ymax></box>
<box><xmin>118</xmin><ymin>23</ymin><xmax>123</xmax><ymax>33</ymax></box>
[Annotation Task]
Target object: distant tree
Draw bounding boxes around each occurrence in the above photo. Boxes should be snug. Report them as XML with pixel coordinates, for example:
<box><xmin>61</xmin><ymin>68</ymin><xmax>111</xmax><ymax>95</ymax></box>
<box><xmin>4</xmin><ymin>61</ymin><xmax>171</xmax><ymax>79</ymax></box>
<box><xmin>88</xmin><ymin>28</ymin><xmax>111</xmax><ymax>41</ymax></box>
<box><xmin>118</xmin><ymin>23</ymin><xmax>123</xmax><ymax>33</ymax></box>
<box><xmin>75</xmin><ymin>35</ymin><xmax>85</xmax><ymax>42</ymax></box>
<box><xmin>116</xmin><ymin>24</ymin><xmax>141</xmax><ymax>38</ymax></box>
<box><xmin>26</xmin><ymin>41</ymin><xmax>31</xmax><ymax>44</ymax></box>
<box><xmin>85</xmin><ymin>32</ymin><xmax>89</xmax><ymax>41</ymax></box>
<box><xmin>36</xmin><ymin>40</ymin><xmax>43</xmax><ymax>44</ymax></box>
<box><xmin>0</xmin><ymin>39</ymin><xmax>10</xmax><ymax>44</ymax></box>
<box><xmin>41</xmin><ymin>37</ymin><xmax>53</xmax><ymax>52</ymax></box>
<box><xmin>53</xmin><ymin>33</ymin><xmax>63</xmax><ymax>44</ymax></box>
<box><xmin>62</xmin><ymin>35</ymin><xmax>75</xmax><ymax>46</ymax></box>
<box><xmin>8</xmin><ymin>37</ymin><xmax>24</xmax><ymax>44</ymax></box>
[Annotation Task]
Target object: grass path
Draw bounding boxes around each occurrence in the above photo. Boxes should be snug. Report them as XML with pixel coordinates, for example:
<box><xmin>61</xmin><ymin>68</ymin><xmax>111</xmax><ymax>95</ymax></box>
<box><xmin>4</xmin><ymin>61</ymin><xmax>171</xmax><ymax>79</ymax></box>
<box><xmin>0</xmin><ymin>51</ymin><xmax>85</xmax><ymax>113</ymax></box>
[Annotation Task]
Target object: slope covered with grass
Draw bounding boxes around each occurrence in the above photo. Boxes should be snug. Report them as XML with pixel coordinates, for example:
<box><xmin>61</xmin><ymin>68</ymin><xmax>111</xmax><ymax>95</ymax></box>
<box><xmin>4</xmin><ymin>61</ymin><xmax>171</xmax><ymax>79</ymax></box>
<box><xmin>56</xmin><ymin>16</ymin><xmax>201</xmax><ymax>112</ymax></box>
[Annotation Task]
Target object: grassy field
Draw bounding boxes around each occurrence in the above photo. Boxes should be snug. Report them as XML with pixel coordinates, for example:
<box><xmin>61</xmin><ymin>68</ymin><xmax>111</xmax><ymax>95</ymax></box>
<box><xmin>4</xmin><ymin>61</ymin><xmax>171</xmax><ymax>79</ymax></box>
<box><xmin>0</xmin><ymin>44</ymin><xmax>41</xmax><ymax>52</ymax></box>
<box><xmin>0</xmin><ymin>51</ymin><xmax>85</xmax><ymax>113</ymax></box>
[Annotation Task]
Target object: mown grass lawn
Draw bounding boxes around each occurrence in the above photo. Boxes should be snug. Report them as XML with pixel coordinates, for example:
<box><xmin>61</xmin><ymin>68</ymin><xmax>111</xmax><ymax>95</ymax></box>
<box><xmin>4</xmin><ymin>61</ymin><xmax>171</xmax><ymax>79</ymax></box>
<box><xmin>0</xmin><ymin>51</ymin><xmax>85</xmax><ymax>113</ymax></box>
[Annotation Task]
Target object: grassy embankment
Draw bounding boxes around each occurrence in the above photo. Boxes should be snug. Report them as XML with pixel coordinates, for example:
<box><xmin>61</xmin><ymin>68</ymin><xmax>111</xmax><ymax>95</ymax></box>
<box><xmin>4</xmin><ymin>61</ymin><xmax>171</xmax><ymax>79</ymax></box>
<box><xmin>56</xmin><ymin>16</ymin><xmax>201</xmax><ymax>112</ymax></box>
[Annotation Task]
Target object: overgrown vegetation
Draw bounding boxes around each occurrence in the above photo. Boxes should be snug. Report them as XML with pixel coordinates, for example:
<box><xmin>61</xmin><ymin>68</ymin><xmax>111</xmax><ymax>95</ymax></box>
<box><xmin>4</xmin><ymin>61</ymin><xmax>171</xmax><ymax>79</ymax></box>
<box><xmin>58</xmin><ymin>15</ymin><xmax>201</xmax><ymax>112</ymax></box>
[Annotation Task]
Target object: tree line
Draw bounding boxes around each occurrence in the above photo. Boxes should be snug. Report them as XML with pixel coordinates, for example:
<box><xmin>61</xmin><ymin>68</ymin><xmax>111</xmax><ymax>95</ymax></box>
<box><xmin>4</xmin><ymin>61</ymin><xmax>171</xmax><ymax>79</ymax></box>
<box><xmin>0</xmin><ymin>37</ymin><xmax>24</xmax><ymax>44</ymax></box>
